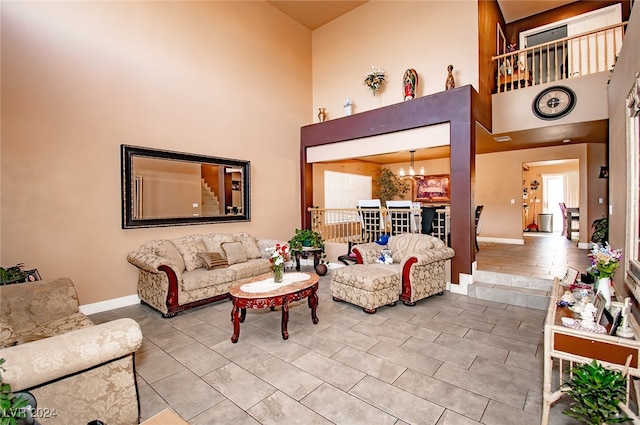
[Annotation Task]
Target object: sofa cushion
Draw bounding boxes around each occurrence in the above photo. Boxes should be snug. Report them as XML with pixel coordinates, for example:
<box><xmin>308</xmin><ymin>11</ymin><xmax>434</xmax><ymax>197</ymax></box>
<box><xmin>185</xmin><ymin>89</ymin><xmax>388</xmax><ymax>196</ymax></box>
<box><xmin>181</xmin><ymin>268</ymin><xmax>237</xmax><ymax>292</ymax></box>
<box><xmin>222</xmin><ymin>242</ymin><xmax>248</xmax><ymax>265</ymax></box>
<box><xmin>198</xmin><ymin>252</ymin><xmax>229</xmax><ymax>270</ymax></box>
<box><xmin>173</xmin><ymin>235</ymin><xmax>207</xmax><ymax>271</ymax></box>
<box><xmin>156</xmin><ymin>240</ymin><xmax>186</xmax><ymax>273</ymax></box>
<box><xmin>14</xmin><ymin>312</ymin><xmax>95</xmax><ymax>344</ymax></box>
<box><xmin>202</xmin><ymin>233</ymin><xmax>236</xmax><ymax>259</ymax></box>
<box><xmin>229</xmin><ymin>258</ymin><xmax>272</xmax><ymax>279</ymax></box>
<box><xmin>0</xmin><ymin>320</ymin><xmax>17</xmax><ymax>348</ymax></box>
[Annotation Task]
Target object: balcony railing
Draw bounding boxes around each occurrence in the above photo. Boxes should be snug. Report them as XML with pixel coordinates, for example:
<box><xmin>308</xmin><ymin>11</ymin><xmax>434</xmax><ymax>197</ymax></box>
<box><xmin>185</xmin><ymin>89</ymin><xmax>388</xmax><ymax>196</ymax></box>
<box><xmin>493</xmin><ymin>21</ymin><xmax>626</xmax><ymax>92</ymax></box>
<box><xmin>308</xmin><ymin>207</ymin><xmax>450</xmax><ymax>245</ymax></box>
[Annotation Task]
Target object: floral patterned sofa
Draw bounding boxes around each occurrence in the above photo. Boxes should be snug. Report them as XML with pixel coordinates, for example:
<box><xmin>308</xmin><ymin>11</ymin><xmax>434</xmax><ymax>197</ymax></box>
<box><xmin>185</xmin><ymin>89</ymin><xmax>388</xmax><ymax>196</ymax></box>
<box><xmin>127</xmin><ymin>232</ymin><xmax>283</xmax><ymax>317</ymax></box>
<box><xmin>0</xmin><ymin>277</ymin><xmax>143</xmax><ymax>425</ymax></box>
<box><xmin>330</xmin><ymin>233</ymin><xmax>455</xmax><ymax>313</ymax></box>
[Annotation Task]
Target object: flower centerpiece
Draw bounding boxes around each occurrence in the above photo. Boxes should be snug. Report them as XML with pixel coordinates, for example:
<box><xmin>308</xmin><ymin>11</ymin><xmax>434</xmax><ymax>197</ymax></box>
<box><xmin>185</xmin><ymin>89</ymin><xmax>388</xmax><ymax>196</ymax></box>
<box><xmin>588</xmin><ymin>242</ymin><xmax>623</xmax><ymax>279</ymax></box>
<box><xmin>266</xmin><ymin>243</ymin><xmax>290</xmax><ymax>283</ymax></box>
<box><xmin>364</xmin><ymin>66</ymin><xmax>386</xmax><ymax>96</ymax></box>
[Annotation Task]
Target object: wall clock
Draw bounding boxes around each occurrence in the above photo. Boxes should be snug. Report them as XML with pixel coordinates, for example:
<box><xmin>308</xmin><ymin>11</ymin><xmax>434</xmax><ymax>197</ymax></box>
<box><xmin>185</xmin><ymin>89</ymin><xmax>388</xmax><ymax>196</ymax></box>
<box><xmin>532</xmin><ymin>86</ymin><xmax>576</xmax><ymax>120</ymax></box>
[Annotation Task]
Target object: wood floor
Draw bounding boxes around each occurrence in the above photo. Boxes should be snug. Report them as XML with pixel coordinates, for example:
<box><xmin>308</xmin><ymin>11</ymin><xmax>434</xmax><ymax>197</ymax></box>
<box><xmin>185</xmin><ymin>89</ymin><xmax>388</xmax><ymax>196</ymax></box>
<box><xmin>475</xmin><ymin>233</ymin><xmax>592</xmax><ymax>281</ymax></box>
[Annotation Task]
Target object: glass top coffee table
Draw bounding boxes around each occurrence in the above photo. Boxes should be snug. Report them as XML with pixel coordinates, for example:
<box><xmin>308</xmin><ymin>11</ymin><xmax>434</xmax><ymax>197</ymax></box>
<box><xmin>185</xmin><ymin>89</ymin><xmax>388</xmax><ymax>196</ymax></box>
<box><xmin>229</xmin><ymin>272</ymin><xmax>319</xmax><ymax>343</ymax></box>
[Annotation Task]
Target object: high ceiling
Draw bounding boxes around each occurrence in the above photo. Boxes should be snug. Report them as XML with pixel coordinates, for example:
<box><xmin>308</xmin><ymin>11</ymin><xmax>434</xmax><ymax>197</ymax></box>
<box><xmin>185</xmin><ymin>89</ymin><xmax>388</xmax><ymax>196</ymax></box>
<box><xmin>268</xmin><ymin>0</ymin><xmax>580</xmax><ymax>30</ymax></box>
<box><xmin>268</xmin><ymin>0</ymin><xmax>604</xmax><ymax>164</ymax></box>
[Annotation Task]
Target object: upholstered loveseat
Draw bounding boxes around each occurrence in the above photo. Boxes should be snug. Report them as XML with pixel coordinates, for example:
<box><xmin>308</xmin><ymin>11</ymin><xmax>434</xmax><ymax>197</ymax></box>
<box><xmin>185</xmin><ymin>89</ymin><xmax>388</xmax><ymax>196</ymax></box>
<box><xmin>127</xmin><ymin>232</ymin><xmax>283</xmax><ymax>317</ymax></box>
<box><xmin>330</xmin><ymin>233</ymin><xmax>455</xmax><ymax>312</ymax></box>
<box><xmin>0</xmin><ymin>277</ymin><xmax>143</xmax><ymax>425</ymax></box>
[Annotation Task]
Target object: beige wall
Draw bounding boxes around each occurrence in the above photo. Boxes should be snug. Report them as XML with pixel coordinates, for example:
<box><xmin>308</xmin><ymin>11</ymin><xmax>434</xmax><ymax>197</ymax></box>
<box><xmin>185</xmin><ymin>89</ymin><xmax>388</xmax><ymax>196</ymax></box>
<box><xmin>0</xmin><ymin>1</ymin><xmax>312</xmax><ymax>305</ymax></box>
<box><xmin>608</xmin><ymin>2</ymin><xmax>640</xmax><ymax>292</ymax></box>
<box><xmin>311</xmin><ymin>1</ymin><xmax>479</xmax><ymax>118</ymax></box>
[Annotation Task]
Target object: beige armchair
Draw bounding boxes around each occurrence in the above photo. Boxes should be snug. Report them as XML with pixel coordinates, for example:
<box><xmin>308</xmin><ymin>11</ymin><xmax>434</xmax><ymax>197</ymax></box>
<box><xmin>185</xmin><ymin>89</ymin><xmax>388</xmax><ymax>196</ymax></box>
<box><xmin>0</xmin><ymin>278</ymin><xmax>143</xmax><ymax>425</ymax></box>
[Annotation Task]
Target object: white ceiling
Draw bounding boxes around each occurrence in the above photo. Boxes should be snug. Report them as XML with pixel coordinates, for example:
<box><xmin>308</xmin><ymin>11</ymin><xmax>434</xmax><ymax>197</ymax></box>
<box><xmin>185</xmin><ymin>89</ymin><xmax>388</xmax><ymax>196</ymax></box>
<box><xmin>269</xmin><ymin>0</ymin><xmax>580</xmax><ymax>30</ymax></box>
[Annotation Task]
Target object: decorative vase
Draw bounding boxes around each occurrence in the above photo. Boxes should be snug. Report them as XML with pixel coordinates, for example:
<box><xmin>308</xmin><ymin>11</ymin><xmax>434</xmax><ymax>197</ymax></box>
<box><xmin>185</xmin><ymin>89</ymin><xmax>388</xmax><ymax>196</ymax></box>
<box><xmin>403</xmin><ymin>68</ymin><xmax>418</xmax><ymax>100</ymax></box>
<box><xmin>318</xmin><ymin>108</ymin><xmax>327</xmax><ymax>122</ymax></box>
<box><xmin>273</xmin><ymin>265</ymin><xmax>284</xmax><ymax>283</ymax></box>
<box><xmin>315</xmin><ymin>263</ymin><xmax>328</xmax><ymax>276</ymax></box>
<box><xmin>445</xmin><ymin>65</ymin><xmax>455</xmax><ymax>90</ymax></box>
<box><xmin>596</xmin><ymin>277</ymin><xmax>611</xmax><ymax>308</ymax></box>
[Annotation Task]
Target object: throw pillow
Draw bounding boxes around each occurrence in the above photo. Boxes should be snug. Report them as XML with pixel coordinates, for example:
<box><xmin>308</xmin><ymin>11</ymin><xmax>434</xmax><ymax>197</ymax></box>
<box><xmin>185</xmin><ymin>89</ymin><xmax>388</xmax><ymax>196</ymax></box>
<box><xmin>222</xmin><ymin>241</ymin><xmax>248</xmax><ymax>265</ymax></box>
<box><xmin>202</xmin><ymin>233</ymin><xmax>236</xmax><ymax>259</ymax></box>
<box><xmin>156</xmin><ymin>241</ymin><xmax>186</xmax><ymax>273</ymax></box>
<box><xmin>172</xmin><ymin>235</ymin><xmax>207</xmax><ymax>271</ymax></box>
<box><xmin>198</xmin><ymin>252</ymin><xmax>229</xmax><ymax>270</ymax></box>
<box><xmin>235</xmin><ymin>233</ymin><xmax>262</xmax><ymax>259</ymax></box>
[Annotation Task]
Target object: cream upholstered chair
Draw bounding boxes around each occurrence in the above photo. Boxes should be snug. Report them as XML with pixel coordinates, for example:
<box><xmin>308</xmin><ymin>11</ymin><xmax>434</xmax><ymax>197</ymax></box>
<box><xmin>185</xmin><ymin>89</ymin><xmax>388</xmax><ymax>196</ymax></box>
<box><xmin>0</xmin><ymin>278</ymin><xmax>143</xmax><ymax>425</ymax></box>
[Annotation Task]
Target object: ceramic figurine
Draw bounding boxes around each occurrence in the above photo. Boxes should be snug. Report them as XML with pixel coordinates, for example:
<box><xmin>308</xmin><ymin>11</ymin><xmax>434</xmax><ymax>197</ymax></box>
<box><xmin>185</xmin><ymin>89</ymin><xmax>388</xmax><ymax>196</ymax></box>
<box><xmin>403</xmin><ymin>69</ymin><xmax>418</xmax><ymax>100</ymax></box>
<box><xmin>343</xmin><ymin>97</ymin><xmax>353</xmax><ymax>116</ymax></box>
<box><xmin>318</xmin><ymin>107</ymin><xmax>327</xmax><ymax>122</ymax></box>
<box><xmin>445</xmin><ymin>65</ymin><xmax>455</xmax><ymax>90</ymax></box>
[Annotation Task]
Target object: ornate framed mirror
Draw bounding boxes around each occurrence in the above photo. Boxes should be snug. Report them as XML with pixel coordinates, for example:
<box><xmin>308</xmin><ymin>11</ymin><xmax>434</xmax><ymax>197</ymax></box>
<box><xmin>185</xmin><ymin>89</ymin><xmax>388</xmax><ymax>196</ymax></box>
<box><xmin>121</xmin><ymin>145</ymin><xmax>250</xmax><ymax>229</ymax></box>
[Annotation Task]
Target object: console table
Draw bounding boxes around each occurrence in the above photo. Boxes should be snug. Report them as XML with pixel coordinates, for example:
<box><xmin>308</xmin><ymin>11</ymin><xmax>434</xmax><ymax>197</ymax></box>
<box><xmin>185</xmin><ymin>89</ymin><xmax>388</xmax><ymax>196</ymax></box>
<box><xmin>541</xmin><ymin>278</ymin><xmax>640</xmax><ymax>424</ymax></box>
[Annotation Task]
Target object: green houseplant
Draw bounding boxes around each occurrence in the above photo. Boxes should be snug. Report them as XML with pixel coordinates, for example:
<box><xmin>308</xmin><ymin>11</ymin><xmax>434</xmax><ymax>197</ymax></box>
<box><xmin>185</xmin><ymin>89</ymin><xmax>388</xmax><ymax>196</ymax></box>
<box><xmin>0</xmin><ymin>358</ymin><xmax>30</xmax><ymax>425</ymax></box>
<box><xmin>288</xmin><ymin>229</ymin><xmax>328</xmax><ymax>275</ymax></box>
<box><xmin>562</xmin><ymin>359</ymin><xmax>629</xmax><ymax>425</ymax></box>
<box><xmin>0</xmin><ymin>264</ymin><xmax>26</xmax><ymax>286</ymax></box>
<box><xmin>374</xmin><ymin>167</ymin><xmax>410</xmax><ymax>205</ymax></box>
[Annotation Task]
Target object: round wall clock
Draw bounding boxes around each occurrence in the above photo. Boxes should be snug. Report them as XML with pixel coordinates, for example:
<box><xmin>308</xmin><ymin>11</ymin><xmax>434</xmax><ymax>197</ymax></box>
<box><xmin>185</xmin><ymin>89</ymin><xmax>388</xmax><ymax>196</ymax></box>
<box><xmin>532</xmin><ymin>86</ymin><xmax>576</xmax><ymax>120</ymax></box>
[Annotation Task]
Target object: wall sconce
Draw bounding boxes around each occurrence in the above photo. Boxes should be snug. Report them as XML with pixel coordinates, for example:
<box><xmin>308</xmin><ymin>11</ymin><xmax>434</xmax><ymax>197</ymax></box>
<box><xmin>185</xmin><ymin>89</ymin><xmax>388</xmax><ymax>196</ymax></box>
<box><xmin>599</xmin><ymin>166</ymin><xmax>608</xmax><ymax>179</ymax></box>
<box><xmin>398</xmin><ymin>150</ymin><xmax>424</xmax><ymax>178</ymax></box>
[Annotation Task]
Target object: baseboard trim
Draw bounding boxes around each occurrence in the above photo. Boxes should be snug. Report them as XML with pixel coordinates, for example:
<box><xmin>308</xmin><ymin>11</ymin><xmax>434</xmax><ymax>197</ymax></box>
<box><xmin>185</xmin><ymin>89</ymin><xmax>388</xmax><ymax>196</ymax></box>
<box><xmin>79</xmin><ymin>294</ymin><xmax>140</xmax><ymax>315</ymax></box>
<box><xmin>477</xmin><ymin>237</ymin><xmax>524</xmax><ymax>245</ymax></box>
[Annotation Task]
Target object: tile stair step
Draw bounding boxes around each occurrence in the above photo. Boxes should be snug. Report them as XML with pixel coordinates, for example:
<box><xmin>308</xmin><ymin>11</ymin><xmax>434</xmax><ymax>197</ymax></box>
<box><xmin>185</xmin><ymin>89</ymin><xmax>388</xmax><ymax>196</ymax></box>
<box><xmin>469</xmin><ymin>272</ymin><xmax>553</xmax><ymax>311</ymax></box>
<box><xmin>474</xmin><ymin>270</ymin><xmax>553</xmax><ymax>291</ymax></box>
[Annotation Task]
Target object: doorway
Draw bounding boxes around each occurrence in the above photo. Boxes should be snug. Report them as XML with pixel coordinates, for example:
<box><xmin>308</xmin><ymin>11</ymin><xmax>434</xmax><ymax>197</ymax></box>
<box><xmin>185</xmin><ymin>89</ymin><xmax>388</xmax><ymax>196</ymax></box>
<box><xmin>522</xmin><ymin>159</ymin><xmax>579</xmax><ymax>236</ymax></box>
<box><xmin>542</xmin><ymin>174</ymin><xmax>565</xmax><ymax>233</ymax></box>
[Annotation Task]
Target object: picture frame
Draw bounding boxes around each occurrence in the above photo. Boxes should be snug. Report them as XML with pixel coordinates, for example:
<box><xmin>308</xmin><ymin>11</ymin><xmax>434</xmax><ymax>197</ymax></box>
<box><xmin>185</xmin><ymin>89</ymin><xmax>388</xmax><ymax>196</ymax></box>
<box><xmin>560</xmin><ymin>267</ymin><xmax>579</xmax><ymax>286</ymax></box>
<box><xmin>415</xmin><ymin>174</ymin><xmax>450</xmax><ymax>203</ymax></box>
<box><xmin>24</xmin><ymin>269</ymin><xmax>41</xmax><ymax>282</ymax></box>
<box><xmin>593</xmin><ymin>292</ymin><xmax>607</xmax><ymax>323</ymax></box>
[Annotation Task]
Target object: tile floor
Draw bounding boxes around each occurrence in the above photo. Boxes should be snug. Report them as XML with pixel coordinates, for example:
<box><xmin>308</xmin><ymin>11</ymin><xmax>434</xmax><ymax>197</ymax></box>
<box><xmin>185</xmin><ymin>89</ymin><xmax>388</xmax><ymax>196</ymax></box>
<box><xmin>91</xmin><ymin>234</ymin><xmax>591</xmax><ymax>425</ymax></box>
<box><xmin>476</xmin><ymin>233</ymin><xmax>591</xmax><ymax>280</ymax></box>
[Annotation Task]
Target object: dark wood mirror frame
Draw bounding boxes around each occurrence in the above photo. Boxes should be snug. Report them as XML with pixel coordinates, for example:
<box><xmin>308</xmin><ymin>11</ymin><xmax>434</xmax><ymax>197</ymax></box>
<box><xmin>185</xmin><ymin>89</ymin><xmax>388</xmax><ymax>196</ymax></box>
<box><xmin>121</xmin><ymin>144</ymin><xmax>250</xmax><ymax>229</ymax></box>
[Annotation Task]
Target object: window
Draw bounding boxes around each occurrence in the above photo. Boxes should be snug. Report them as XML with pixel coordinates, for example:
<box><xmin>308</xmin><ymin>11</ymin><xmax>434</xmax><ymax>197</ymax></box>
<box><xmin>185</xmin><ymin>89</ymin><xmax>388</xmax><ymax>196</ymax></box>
<box><xmin>625</xmin><ymin>74</ymin><xmax>640</xmax><ymax>294</ymax></box>
<box><xmin>324</xmin><ymin>171</ymin><xmax>372</xmax><ymax>223</ymax></box>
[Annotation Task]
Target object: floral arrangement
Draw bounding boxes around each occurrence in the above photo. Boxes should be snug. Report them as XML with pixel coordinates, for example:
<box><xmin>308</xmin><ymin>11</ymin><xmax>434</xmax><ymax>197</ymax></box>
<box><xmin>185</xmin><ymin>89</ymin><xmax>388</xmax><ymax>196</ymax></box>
<box><xmin>588</xmin><ymin>242</ymin><xmax>623</xmax><ymax>279</ymax></box>
<box><xmin>364</xmin><ymin>66</ymin><xmax>386</xmax><ymax>95</ymax></box>
<box><xmin>265</xmin><ymin>243</ymin><xmax>290</xmax><ymax>282</ymax></box>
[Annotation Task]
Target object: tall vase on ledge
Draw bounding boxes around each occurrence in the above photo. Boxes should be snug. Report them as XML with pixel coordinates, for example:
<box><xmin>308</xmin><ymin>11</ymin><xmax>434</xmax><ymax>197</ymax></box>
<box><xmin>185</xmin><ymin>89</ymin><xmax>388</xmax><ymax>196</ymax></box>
<box><xmin>596</xmin><ymin>277</ymin><xmax>611</xmax><ymax>308</ymax></box>
<box><xmin>273</xmin><ymin>264</ymin><xmax>284</xmax><ymax>283</ymax></box>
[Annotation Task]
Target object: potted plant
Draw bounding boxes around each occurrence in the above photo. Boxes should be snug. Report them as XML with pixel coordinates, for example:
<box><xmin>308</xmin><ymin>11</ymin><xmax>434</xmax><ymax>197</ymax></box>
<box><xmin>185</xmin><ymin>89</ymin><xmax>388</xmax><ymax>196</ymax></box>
<box><xmin>374</xmin><ymin>168</ymin><xmax>410</xmax><ymax>205</ymax></box>
<box><xmin>0</xmin><ymin>358</ymin><xmax>32</xmax><ymax>425</ymax></box>
<box><xmin>288</xmin><ymin>229</ymin><xmax>328</xmax><ymax>275</ymax></box>
<box><xmin>561</xmin><ymin>359</ymin><xmax>629</xmax><ymax>425</ymax></box>
<box><xmin>0</xmin><ymin>264</ymin><xmax>26</xmax><ymax>286</ymax></box>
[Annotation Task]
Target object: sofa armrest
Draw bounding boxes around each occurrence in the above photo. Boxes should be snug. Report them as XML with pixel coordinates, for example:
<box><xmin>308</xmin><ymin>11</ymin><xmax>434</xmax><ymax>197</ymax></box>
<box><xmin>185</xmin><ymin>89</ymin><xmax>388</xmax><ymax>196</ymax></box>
<box><xmin>353</xmin><ymin>243</ymin><xmax>384</xmax><ymax>264</ymax></box>
<box><xmin>257</xmin><ymin>238</ymin><xmax>289</xmax><ymax>259</ymax></box>
<box><xmin>127</xmin><ymin>250</ymin><xmax>174</xmax><ymax>274</ymax></box>
<box><xmin>1</xmin><ymin>318</ymin><xmax>143</xmax><ymax>392</ymax></box>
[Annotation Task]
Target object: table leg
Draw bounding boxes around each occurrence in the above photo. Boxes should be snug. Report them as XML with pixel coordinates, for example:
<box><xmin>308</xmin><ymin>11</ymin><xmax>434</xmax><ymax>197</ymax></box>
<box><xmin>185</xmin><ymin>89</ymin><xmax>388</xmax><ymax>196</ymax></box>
<box><xmin>240</xmin><ymin>308</ymin><xmax>246</xmax><ymax>323</ymax></box>
<box><xmin>281</xmin><ymin>298</ymin><xmax>289</xmax><ymax>340</ymax></box>
<box><xmin>566</xmin><ymin>216</ymin><xmax>571</xmax><ymax>240</ymax></box>
<box><xmin>308</xmin><ymin>288</ymin><xmax>319</xmax><ymax>325</ymax></box>
<box><xmin>313</xmin><ymin>252</ymin><xmax>320</xmax><ymax>269</ymax></box>
<box><xmin>231</xmin><ymin>303</ymin><xmax>241</xmax><ymax>343</ymax></box>
<box><xmin>295</xmin><ymin>252</ymin><xmax>301</xmax><ymax>272</ymax></box>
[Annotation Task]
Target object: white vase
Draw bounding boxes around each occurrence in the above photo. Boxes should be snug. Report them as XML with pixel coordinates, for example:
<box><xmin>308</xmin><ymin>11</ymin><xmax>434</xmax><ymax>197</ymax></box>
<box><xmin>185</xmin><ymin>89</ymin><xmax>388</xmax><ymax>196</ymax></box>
<box><xmin>597</xmin><ymin>277</ymin><xmax>611</xmax><ymax>309</ymax></box>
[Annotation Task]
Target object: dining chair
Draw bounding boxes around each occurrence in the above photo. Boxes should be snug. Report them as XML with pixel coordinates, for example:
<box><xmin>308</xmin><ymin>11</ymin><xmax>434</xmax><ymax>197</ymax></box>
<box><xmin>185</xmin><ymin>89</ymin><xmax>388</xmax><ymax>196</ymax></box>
<box><xmin>357</xmin><ymin>199</ymin><xmax>383</xmax><ymax>243</ymax></box>
<box><xmin>475</xmin><ymin>205</ymin><xmax>484</xmax><ymax>251</ymax></box>
<box><xmin>385</xmin><ymin>200</ymin><xmax>416</xmax><ymax>235</ymax></box>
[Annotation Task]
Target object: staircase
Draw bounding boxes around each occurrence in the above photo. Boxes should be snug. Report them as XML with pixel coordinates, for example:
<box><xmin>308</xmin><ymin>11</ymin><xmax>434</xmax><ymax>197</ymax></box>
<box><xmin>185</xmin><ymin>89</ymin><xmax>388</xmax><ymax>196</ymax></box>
<box><xmin>467</xmin><ymin>270</ymin><xmax>553</xmax><ymax>310</ymax></box>
<box><xmin>201</xmin><ymin>179</ymin><xmax>221</xmax><ymax>216</ymax></box>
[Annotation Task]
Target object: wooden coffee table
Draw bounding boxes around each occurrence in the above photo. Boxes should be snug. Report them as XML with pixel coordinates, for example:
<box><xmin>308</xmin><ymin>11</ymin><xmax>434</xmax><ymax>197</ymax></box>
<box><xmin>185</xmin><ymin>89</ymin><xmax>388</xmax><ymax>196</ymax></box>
<box><xmin>229</xmin><ymin>272</ymin><xmax>319</xmax><ymax>343</ymax></box>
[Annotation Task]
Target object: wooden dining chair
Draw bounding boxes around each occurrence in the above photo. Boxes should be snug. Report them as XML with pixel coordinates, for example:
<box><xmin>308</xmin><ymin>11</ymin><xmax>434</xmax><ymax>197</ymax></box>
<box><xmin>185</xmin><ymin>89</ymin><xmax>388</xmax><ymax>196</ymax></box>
<box><xmin>474</xmin><ymin>205</ymin><xmax>484</xmax><ymax>251</ymax></box>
